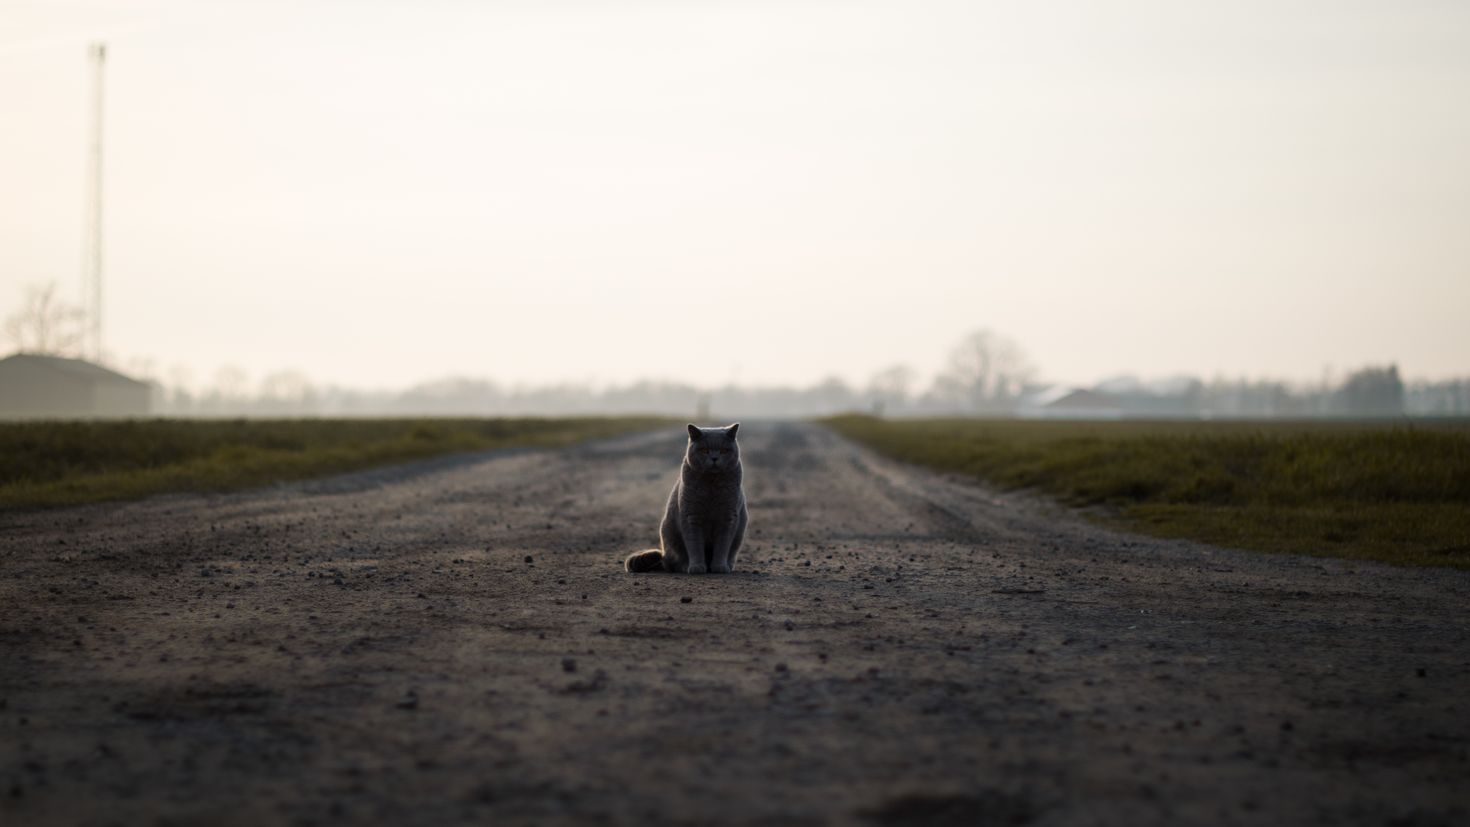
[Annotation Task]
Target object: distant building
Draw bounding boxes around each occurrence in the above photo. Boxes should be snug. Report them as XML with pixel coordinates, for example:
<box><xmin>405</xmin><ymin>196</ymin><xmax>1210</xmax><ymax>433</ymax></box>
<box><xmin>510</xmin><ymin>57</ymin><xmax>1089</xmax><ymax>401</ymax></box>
<box><xmin>1018</xmin><ymin>386</ymin><xmax>1123</xmax><ymax>420</ymax></box>
<box><xmin>0</xmin><ymin>353</ymin><xmax>152</xmax><ymax>420</ymax></box>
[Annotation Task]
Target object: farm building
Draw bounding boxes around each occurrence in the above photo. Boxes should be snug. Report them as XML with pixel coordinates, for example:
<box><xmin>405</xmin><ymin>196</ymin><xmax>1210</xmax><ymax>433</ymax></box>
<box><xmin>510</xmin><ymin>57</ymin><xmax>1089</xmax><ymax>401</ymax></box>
<box><xmin>1018</xmin><ymin>386</ymin><xmax>1123</xmax><ymax>420</ymax></box>
<box><xmin>0</xmin><ymin>353</ymin><xmax>152</xmax><ymax>420</ymax></box>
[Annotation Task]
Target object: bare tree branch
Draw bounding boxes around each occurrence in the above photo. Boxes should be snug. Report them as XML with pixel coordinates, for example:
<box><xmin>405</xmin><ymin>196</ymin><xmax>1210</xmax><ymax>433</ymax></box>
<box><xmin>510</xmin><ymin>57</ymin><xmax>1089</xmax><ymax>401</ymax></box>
<box><xmin>3</xmin><ymin>282</ymin><xmax>86</xmax><ymax>356</ymax></box>
<box><xmin>934</xmin><ymin>329</ymin><xmax>1035</xmax><ymax>412</ymax></box>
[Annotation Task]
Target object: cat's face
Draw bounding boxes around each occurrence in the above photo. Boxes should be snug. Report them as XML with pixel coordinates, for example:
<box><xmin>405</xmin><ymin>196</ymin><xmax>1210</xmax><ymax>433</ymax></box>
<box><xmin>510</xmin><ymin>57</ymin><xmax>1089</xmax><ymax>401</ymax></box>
<box><xmin>686</xmin><ymin>423</ymin><xmax>740</xmax><ymax>473</ymax></box>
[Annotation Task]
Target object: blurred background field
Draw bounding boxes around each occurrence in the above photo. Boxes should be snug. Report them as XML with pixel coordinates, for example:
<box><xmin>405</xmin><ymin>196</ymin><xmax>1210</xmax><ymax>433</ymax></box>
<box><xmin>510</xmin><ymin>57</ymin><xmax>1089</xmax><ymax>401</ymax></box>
<box><xmin>0</xmin><ymin>417</ymin><xmax>668</xmax><ymax>511</ymax></box>
<box><xmin>826</xmin><ymin>416</ymin><xmax>1470</xmax><ymax>569</ymax></box>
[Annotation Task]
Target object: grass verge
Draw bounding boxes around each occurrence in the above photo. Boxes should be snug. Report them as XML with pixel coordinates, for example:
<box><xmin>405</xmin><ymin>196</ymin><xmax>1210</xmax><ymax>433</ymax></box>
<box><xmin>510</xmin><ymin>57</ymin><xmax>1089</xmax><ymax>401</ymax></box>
<box><xmin>824</xmin><ymin>415</ymin><xmax>1470</xmax><ymax>570</ymax></box>
<box><xmin>0</xmin><ymin>417</ymin><xmax>670</xmax><ymax>511</ymax></box>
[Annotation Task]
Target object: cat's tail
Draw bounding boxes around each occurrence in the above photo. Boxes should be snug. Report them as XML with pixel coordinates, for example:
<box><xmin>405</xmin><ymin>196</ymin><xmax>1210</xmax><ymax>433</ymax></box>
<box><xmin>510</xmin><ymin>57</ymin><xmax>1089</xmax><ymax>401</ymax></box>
<box><xmin>624</xmin><ymin>549</ymin><xmax>664</xmax><ymax>573</ymax></box>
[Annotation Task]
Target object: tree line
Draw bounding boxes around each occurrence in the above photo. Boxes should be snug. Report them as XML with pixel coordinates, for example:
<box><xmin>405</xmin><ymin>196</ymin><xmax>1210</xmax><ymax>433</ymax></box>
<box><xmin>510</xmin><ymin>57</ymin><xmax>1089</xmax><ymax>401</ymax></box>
<box><xmin>5</xmin><ymin>284</ymin><xmax>1462</xmax><ymax>418</ymax></box>
<box><xmin>144</xmin><ymin>333</ymin><xmax>1455</xmax><ymax>419</ymax></box>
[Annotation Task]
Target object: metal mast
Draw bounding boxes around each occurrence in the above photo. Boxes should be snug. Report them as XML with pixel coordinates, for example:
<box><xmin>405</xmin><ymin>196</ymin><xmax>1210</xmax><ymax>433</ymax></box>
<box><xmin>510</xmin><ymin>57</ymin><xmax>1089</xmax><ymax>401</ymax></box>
<box><xmin>82</xmin><ymin>42</ymin><xmax>105</xmax><ymax>362</ymax></box>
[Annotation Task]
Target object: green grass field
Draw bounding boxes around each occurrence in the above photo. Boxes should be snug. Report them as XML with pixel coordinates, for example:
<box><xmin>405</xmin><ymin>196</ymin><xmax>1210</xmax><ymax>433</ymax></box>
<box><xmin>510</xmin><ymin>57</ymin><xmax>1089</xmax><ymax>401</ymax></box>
<box><xmin>0</xmin><ymin>417</ymin><xmax>669</xmax><ymax>511</ymax></box>
<box><xmin>824</xmin><ymin>415</ymin><xmax>1470</xmax><ymax>569</ymax></box>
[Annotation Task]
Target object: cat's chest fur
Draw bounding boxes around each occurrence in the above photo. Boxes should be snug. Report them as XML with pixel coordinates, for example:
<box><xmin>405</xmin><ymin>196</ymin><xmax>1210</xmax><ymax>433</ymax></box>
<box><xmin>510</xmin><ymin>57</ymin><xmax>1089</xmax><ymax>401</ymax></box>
<box><xmin>677</xmin><ymin>476</ymin><xmax>744</xmax><ymax>525</ymax></box>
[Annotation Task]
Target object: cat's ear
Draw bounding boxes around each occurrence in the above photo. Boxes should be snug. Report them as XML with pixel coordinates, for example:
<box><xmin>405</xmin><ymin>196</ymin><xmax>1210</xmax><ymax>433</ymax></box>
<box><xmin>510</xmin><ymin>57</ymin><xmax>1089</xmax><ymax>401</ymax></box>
<box><xmin>687</xmin><ymin>424</ymin><xmax>702</xmax><ymax>440</ymax></box>
<box><xmin>727</xmin><ymin>423</ymin><xmax>740</xmax><ymax>438</ymax></box>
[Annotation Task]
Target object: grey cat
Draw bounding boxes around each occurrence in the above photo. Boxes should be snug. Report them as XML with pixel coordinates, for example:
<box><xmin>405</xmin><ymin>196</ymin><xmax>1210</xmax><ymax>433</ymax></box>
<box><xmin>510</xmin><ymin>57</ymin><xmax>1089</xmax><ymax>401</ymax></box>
<box><xmin>625</xmin><ymin>423</ymin><xmax>747</xmax><ymax>574</ymax></box>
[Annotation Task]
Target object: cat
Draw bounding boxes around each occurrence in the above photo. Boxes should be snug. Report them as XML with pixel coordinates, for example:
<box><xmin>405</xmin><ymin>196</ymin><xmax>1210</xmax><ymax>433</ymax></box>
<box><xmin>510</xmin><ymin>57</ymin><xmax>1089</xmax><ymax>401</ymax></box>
<box><xmin>625</xmin><ymin>423</ymin><xmax>747</xmax><ymax>574</ymax></box>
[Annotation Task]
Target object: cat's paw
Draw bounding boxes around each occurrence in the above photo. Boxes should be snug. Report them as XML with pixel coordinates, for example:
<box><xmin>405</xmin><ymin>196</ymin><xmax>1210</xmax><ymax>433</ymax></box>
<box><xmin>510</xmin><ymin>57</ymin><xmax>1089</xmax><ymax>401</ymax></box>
<box><xmin>685</xmin><ymin>563</ymin><xmax>707</xmax><ymax>575</ymax></box>
<box><xmin>710</xmin><ymin>562</ymin><xmax>732</xmax><ymax>574</ymax></box>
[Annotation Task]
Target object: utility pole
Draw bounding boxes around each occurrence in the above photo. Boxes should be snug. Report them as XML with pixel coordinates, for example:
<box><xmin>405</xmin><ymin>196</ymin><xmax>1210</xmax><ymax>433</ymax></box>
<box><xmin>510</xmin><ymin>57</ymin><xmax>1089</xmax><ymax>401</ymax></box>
<box><xmin>82</xmin><ymin>42</ymin><xmax>105</xmax><ymax>362</ymax></box>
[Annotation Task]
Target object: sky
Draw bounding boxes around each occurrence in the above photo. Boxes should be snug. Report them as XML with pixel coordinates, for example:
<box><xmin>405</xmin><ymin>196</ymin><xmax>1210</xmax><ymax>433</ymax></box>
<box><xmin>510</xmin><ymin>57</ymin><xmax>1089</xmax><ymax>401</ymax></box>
<box><xmin>2</xmin><ymin>0</ymin><xmax>1467</xmax><ymax>393</ymax></box>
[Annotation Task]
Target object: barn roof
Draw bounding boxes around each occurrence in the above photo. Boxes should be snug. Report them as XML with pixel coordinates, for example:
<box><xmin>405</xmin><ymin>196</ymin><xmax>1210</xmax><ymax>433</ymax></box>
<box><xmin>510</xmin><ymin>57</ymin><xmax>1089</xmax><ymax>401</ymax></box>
<box><xmin>0</xmin><ymin>353</ymin><xmax>149</xmax><ymax>387</ymax></box>
<box><xmin>1021</xmin><ymin>385</ymin><xmax>1122</xmax><ymax>410</ymax></box>
<box><xmin>1046</xmin><ymin>388</ymin><xmax>1120</xmax><ymax>410</ymax></box>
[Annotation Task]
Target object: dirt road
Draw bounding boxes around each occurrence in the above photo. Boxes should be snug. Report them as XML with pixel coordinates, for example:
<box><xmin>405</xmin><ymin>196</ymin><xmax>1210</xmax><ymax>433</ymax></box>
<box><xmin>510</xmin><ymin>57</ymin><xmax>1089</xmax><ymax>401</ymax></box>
<box><xmin>2</xmin><ymin>422</ymin><xmax>1466</xmax><ymax>826</ymax></box>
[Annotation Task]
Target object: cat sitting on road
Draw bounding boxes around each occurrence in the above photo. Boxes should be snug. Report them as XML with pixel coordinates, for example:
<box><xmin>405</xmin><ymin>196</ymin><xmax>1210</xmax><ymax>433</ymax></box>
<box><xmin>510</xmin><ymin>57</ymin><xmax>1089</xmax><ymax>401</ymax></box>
<box><xmin>625</xmin><ymin>423</ymin><xmax>747</xmax><ymax>574</ymax></box>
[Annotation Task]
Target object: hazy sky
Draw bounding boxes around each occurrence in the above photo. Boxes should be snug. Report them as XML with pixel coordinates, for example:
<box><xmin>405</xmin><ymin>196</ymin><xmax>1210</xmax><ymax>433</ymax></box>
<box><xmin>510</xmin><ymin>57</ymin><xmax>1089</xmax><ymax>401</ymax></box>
<box><xmin>3</xmin><ymin>0</ymin><xmax>1467</xmax><ymax>392</ymax></box>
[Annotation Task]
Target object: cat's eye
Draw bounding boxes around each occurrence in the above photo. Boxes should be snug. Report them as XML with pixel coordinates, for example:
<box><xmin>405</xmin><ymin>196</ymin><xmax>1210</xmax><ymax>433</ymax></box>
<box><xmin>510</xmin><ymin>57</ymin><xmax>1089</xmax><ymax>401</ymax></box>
<box><xmin>700</xmin><ymin>448</ymin><xmax>711</xmax><ymax>454</ymax></box>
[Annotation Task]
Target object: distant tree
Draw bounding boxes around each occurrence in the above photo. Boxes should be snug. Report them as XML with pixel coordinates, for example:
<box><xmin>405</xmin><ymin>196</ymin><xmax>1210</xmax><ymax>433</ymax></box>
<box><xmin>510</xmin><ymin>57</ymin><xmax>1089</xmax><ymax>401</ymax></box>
<box><xmin>258</xmin><ymin>370</ymin><xmax>318</xmax><ymax>412</ymax></box>
<box><xmin>1336</xmin><ymin>365</ymin><xmax>1405</xmax><ymax>417</ymax></box>
<box><xmin>933</xmin><ymin>329</ymin><xmax>1035</xmax><ymax>413</ymax></box>
<box><xmin>1407</xmin><ymin>378</ymin><xmax>1470</xmax><ymax>416</ymax></box>
<box><xmin>400</xmin><ymin>377</ymin><xmax>504</xmax><ymax>414</ymax></box>
<box><xmin>206</xmin><ymin>366</ymin><xmax>251</xmax><ymax>411</ymax></box>
<box><xmin>162</xmin><ymin>364</ymin><xmax>196</xmax><ymax>414</ymax></box>
<box><xmin>811</xmin><ymin>375</ymin><xmax>857</xmax><ymax>414</ymax></box>
<box><xmin>867</xmin><ymin>364</ymin><xmax>917</xmax><ymax>416</ymax></box>
<box><xmin>3</xmin><ymin>282</ymin><xmax>85</xmax><ymax>356</ymax></box>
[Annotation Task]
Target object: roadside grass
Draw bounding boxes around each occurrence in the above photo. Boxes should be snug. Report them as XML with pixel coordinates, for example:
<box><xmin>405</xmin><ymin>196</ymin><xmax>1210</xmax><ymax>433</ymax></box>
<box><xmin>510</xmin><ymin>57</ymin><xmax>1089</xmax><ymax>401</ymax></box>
<box><xmin>823</xmin><ymin>415</ymin><xmax>1470</xmax><ymax>570</ymax></box>
<box><xmin>0</xmin><ymin>417</ymin><xmax>670</xmax><ymax>511</ymax></box>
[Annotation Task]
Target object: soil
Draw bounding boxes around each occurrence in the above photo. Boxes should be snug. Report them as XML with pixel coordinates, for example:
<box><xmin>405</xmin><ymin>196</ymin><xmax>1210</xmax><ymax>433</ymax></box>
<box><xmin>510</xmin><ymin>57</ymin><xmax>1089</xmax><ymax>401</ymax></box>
<box><xmin>1</xmin><ymin>422</ymin><xmax>1466</xmax><ymax>826</ymax></box>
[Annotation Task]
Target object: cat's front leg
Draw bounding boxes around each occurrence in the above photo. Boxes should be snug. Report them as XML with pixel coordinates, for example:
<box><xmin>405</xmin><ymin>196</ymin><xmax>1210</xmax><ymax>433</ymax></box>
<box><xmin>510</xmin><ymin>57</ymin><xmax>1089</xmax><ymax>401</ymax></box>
<box><xmin>682</xmin><ymin>524</ymin><xmax>707</xmax><ymax>574</ymax></box>
<box><xmin>708</xmin><ymin>530</ymin><xmax>734</xmax><ymax>574</ymax></box>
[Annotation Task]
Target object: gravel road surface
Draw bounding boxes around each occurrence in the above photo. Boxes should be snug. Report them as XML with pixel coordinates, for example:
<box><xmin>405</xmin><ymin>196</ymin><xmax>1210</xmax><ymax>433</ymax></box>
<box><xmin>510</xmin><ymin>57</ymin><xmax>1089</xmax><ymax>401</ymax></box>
<box><xmin>2</xmin><ymin>421</ymin><xmax>1466</xmax><ymax>826</ymax></box>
